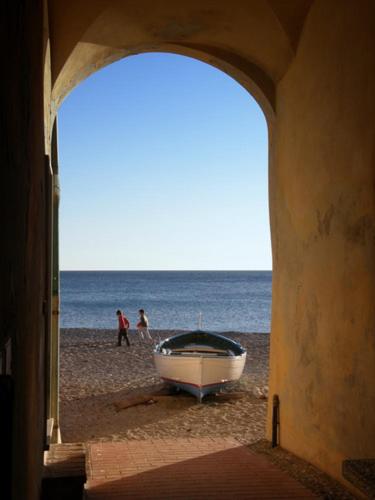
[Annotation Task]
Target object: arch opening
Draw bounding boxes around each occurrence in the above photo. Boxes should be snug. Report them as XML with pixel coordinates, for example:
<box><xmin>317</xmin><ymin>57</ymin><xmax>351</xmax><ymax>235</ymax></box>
<box><xmin>53</xmin><ymin>52</ymin><xmax>272</xmax><ymax>445</ymax></box>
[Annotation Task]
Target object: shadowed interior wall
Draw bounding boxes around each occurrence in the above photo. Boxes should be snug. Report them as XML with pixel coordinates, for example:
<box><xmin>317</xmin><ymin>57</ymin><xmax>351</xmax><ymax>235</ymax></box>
<box><xmin>268</xmin><ymin>0</ymin><xmax>375</xmax><ymax>482</ymax></box>
<box><xmin>0</xmin><ymin>1</ymin><xmax>47</xmax><ymax>498</ymax></box>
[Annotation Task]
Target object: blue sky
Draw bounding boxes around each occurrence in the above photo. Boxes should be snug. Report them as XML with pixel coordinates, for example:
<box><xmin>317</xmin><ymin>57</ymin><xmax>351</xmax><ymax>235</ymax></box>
<box><xmin>58</xmin><ymin>53</ymin><xmax>271</xmax><ymax>270</ymax></box>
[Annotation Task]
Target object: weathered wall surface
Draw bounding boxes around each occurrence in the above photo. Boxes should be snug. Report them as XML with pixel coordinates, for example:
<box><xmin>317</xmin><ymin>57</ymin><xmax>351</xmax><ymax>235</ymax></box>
<box><xmin>269</xmin><ymin>0</ymin><xmax>375</xmax><ymax>482</ymax></box>
<box><xmin>0</xmin><ymin>1</ymin><xmax>48</xmax><ymax>498</ymax></box>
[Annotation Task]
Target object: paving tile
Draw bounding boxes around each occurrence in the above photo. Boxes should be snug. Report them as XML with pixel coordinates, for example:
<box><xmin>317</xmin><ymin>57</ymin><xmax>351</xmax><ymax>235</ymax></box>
<box><xmin>84</xmin><ymin>438</ymin><xmax>317</xmax><ymax>499</ymax></box>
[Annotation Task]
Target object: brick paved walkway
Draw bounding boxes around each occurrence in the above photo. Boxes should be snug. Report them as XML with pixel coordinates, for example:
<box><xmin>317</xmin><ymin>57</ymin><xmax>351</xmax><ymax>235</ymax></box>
<box><xmin>84</xmin><ymin>438</ymin><xmax>317</xmax><ymax>499</ymax></box>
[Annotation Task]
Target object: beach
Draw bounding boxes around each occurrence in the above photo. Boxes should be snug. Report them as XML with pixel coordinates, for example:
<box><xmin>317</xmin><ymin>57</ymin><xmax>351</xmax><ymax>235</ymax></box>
<box><xmin>60</xmin><ymin>329</ymin><xmax>269</xmax><ymax>444</ymax></box>
<box><xmin>60</xmin><ymin>329</ymin><xmax>357</xmax><ymax>499</ymax></box>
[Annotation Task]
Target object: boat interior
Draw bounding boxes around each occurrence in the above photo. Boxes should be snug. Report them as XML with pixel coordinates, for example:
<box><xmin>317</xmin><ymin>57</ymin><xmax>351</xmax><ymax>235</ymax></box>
<box><xmin>161</xmin><ymin>346</ymin><xmax>236</xmax><ymax>357</ymax></box>
<box><xmin>157</xmin><ymin>332</ymin><xmax>246</xmax><ymax>357</ymax></box>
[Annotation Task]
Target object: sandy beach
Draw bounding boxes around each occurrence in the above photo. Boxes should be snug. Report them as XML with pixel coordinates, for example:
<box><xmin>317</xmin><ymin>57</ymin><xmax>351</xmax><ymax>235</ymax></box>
<box><xmin>60</xmin><ymin>329</ymin><xmax>269</xmax><ymax>444</ymax></box>
<box><xmin>60</xmin><ymin>329</ymin><xmax>357</xmax><ymax>498</ymax></box>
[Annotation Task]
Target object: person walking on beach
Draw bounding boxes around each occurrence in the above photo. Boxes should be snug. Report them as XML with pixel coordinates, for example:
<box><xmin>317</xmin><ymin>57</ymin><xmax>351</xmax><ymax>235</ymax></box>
<box><xmin>116</xmin><ymin>309</ymin><xmax>130</xmax><ymax>347</ymax></box>
<box><xmin>136</xmin><ymin>309</ymin><xmax>153</xmax><ymax>343</ymax></box>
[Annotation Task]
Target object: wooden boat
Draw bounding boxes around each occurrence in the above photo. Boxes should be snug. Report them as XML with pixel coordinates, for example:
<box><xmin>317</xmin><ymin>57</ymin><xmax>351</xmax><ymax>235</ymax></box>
<box><xmin>153</xmin><ymin>331</ymin><xmax>246</xmax><ymax>402</ymax></box>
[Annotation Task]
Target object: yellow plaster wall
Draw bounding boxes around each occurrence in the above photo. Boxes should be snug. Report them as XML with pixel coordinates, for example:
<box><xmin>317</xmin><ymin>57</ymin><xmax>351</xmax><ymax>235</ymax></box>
<box><xmin>269</xmin><ymin>0</ymin><xmax>375</xmax><ymax>482</ymax></box>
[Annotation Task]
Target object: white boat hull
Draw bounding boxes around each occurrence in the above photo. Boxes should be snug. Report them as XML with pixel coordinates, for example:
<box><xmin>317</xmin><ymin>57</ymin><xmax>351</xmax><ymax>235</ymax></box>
<box><xmin>153</xmin><ymin>351</ymin><xmax>246</xmax><ymax>401</ymax></box>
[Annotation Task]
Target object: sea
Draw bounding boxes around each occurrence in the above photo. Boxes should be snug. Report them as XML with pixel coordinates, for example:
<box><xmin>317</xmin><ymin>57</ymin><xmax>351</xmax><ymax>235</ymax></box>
<box><xmin>60</xmin><ymin>271</ymin><xmax>272</xmax><ymax>333</ymax></box>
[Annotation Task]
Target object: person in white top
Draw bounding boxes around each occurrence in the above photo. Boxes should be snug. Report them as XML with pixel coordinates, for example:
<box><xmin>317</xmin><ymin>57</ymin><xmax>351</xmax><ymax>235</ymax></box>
<box><xmin>136</xmin><ymin>309</ymin><xmax>153</xmax><ymax>343</ymax></box>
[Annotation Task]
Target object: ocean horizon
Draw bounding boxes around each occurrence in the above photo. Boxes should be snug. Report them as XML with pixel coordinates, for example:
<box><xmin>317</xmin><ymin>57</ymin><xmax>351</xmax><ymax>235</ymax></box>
<box><xmin>61</xmin><ymin>270</ymin><xmax>272</xmax><ymax>332</ymax></box>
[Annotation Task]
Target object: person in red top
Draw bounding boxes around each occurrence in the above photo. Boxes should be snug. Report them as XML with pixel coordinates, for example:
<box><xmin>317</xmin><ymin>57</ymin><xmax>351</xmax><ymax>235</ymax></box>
<box><xmin>116</xmin><ymin>309</ymin><xmax>130</xmax><ymax>347</ymax></box>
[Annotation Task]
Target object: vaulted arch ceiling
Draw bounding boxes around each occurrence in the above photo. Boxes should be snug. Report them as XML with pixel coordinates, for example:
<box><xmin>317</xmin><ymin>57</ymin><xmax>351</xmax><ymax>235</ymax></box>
<box><xmin>48</xmin><ymin>0</ymin><xmax>313</xmax><ymax>121</ymax></box>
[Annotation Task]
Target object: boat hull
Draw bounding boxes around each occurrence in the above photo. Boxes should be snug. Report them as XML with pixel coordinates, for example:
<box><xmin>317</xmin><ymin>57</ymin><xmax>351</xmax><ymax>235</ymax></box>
<box><xmin>153</xmin><ymin>351</ymin><xmax>246</xmax><ymax>401</ymax></box>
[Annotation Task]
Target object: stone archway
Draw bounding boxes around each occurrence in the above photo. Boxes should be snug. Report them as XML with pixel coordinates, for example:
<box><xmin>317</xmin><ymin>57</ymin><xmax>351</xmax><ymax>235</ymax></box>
<box><xmin>4</xmin><ymin>2</ymin><xmax>375</xmax><ymax>497</ymax></box>
<box><xmin>45</xmin><ymin>0</ymin><xmax>375</xmax><ymax>487</ymax></box>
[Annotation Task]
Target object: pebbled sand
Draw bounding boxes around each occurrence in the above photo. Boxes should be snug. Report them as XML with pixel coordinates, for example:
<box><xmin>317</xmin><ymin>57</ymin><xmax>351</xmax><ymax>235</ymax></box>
<box><xmin>60</xmin><ymin>329</ymin><xmax>269</xmax><ymax>444</ymax></box>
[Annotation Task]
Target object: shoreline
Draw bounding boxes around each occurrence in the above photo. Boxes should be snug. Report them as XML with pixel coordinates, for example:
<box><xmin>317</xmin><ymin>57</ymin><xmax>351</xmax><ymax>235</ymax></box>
<box><xmin>60</xmin><ymin>328</ymin><xmax>269</xmax><ymax>444</ymax></box>
<box><xmin>60</xmin><ymin>327</ymin><xmax>270</xmax><ymax>337</ymax></box>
